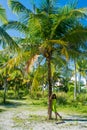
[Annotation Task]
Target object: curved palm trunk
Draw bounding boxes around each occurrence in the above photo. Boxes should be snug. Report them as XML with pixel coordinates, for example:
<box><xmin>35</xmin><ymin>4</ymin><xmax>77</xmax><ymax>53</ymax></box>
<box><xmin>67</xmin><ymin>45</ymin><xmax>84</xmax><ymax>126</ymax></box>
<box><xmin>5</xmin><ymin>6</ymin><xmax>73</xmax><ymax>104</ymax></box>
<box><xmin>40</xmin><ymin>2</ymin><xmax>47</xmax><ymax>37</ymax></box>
<box><xmin>47</xmin><ymin>54</ymin><xmax>52</xmax><ymax>119</ymax></box>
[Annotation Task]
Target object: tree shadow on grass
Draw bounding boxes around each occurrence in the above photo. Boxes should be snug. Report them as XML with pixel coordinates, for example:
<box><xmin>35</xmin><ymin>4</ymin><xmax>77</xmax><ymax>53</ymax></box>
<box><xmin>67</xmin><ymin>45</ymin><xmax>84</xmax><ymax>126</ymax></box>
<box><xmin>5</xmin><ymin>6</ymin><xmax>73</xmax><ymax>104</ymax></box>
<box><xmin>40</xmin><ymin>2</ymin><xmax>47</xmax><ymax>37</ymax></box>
<box><xmin>0</xmin><ymin>108</ymin><xmax>6</xmax><ymax>112</ymax></box>
<box><xmin>55</xmin><ymin>121</ymin><xmax>65</xmax><ymax>124</ymax></box>
<box><xmin>63</xmin><ymin>118</ymin><xmax>87</xmax><ymax>121</ymax></box>
<box><xmin>0</xmin><ymin>100</ymin><xmax>27</xmax><ymax>108</ymax></box>
<box><xmin>62</xmin><ymin>114</ymin><xmax>87</xmax><ymax>122</ymax></box>
<box><xmin>56</xmin><ymin>116</ymin><xmax>87</xmax><ymax>125</ymax></box>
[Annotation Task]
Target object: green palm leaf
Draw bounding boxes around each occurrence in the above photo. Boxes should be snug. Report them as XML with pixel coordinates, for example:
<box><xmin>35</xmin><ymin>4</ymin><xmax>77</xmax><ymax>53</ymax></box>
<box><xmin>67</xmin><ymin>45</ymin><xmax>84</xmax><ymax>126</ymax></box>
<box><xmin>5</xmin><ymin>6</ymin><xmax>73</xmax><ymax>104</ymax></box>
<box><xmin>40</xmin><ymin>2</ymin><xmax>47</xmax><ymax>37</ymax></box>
<box><xmin>50</xmin><ymin>8</ymin><xmax>87</xmax><ymax>39</ymax></box>
<box><xmin>63</xmin><ymin>26</ymin><xmax>87</xmax><ymax>46</ymax></box>
<box><xmin>2</xmin><ymin>21</ymin><xmax>29</xmax><ymax>34</ymax></box>
<box><xmin>0</xmin><ymin>26</ymin><xmax>19</xmax><ymax>51</ymax></box>
<box><xmin>8</xmin><ymin>0</ymin><xmax>32</xmax><ymax>23</ymax></box>
<box><xmin>49</xmin><ymin>39</ymin><xmax>67</xmax><ymax>46</ymax></box>
<box><xmin>0</xmin><ymin>5</ymin><xmax>7</xmax><ymax>23</ymax></box>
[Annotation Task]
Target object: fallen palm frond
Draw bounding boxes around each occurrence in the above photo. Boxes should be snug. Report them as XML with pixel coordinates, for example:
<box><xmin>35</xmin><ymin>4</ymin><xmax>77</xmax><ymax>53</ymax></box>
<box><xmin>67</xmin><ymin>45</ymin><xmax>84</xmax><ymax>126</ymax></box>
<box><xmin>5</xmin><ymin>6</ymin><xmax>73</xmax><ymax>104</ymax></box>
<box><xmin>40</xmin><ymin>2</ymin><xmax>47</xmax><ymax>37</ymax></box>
<box><xmin>25</xmin><ymin>54</ymin><xmax>39</xmax><ymax>73</ymax></box>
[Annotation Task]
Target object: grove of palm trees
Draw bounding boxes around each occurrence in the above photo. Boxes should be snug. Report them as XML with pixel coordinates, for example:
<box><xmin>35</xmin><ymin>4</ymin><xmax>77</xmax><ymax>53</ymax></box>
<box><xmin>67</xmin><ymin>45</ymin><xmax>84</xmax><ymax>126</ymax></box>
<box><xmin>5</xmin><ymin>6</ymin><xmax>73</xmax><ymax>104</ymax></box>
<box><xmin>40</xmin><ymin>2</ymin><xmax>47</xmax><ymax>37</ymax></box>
<box><xmin>0</xmin><ymin>0</ymin><xmax>87</xmax><ymax>129</ymax></box>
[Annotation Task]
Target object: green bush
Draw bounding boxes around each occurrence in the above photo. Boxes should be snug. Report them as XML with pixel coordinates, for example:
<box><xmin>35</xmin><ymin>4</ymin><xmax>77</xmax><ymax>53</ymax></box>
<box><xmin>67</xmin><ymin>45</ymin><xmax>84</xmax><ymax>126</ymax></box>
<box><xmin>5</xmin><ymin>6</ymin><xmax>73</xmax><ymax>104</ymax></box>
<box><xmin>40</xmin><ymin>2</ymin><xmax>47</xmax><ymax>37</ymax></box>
<box><xmin>57</xmin><ymin>92</ymin><xmax>67</xmax><ymax>105</ymax></box>
<box><xmin>0</xmin><ymin>91</ymin><xmax>3</xmax><ymax>103</ymax></box>
<box><xmin>77</xmin><ymin>93</ymin><xmax>87</xmax><ymax>105</ymax></box>
<box><xmin>0</xmin><ymin>91</ymin><xmax>3</xmax><ymax>97</ymax></box>
<box><xmin>7</xmin><ymin>90</ymin><xmax>15</xmax><ymax>99</ymax></box>
<box><xmin>36</xmin><ymin>92</ymin><xmax>42</xmax><ymax>99</ymax></box>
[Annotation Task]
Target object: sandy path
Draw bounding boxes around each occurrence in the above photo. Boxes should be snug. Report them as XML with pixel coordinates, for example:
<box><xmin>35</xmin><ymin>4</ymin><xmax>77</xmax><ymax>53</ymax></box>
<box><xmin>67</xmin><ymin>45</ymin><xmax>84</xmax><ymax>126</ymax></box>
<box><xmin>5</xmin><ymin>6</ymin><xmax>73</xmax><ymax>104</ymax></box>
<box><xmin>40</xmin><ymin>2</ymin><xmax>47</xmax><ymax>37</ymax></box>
<box><xmin>0</xmin><ymin>106</ymin><xmax>87</xmax><ymax>130</ymax></box>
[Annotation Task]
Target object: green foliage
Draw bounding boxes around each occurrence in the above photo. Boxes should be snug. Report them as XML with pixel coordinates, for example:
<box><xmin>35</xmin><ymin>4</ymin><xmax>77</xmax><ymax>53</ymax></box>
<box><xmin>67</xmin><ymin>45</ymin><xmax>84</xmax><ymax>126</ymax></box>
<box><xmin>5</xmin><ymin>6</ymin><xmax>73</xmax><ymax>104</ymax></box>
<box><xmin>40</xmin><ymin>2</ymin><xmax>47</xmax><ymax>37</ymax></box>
<box><xmin>0</xmin><ymin>0</ymin><xmax>87</xmax><ymax>120</ymax></box>
<box><xmin>77</xmin><ymin>93</ymin><xmax>87</xmax><ymax>105</ymax></box>
<box><xmin>7</xmin><ymin>90</ymin><xmax>15</xmax><ymax>99</ymax></box>
<box><xmin>68</xmin><ymin>84</ymin><xmax>74</xmax><ymax>92</ymax></box>
<box><xmin>0</xmin><ymin>5</ymin><xmax>7</xmax><ymax>23</ymax></box>
<box><xmin>30</xmin><ymin>90</ymin><xmax>43</xmax><ymax>99</ymax></box>
<box><xmin>66</xmin><ymin>92</ymin><xmax>87</xmax><ymax>109</ymax></box>
<box><xmin>7</xmin><ymin>90</ymin><xmax>25</xmax><ymax>99</ymax></box>
<box><xmin>57</xmin><ymin>92</ymin><xmax>67</xmax><ymax>105</ymax></box>
<box><xmin>0</xmin><ymin>90</ymin><xmax>4</xmax><ymax>102</ymax></box>
<box><xmin>36</xmin><ymin>92</ymin><xmax>42</xmax><ymax>99</ymax></box>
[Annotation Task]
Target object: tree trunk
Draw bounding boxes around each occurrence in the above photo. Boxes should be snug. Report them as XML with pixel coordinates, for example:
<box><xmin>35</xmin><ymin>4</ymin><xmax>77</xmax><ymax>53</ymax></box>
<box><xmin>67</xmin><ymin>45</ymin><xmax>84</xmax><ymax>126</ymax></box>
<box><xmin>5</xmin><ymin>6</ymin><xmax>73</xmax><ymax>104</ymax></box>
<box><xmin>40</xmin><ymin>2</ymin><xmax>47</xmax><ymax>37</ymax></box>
<box><xmin>85</xmin><ymin>70</ymin><xmax>87</xmax><ymax>89</ymax></box>
<box><xmin>74</xmin><ymin>59</ymin><xmax>77</xmax><ymax>100</ymax></box>
<box><xmin>78</xmin><ymin>72</ymin><xmax>81</xmax><ymax>93</ymax></box>
<box><xmin>47</xmin><ymin>54</ymin><xmax>52</xmax><ymax>120</ymax></box>
<box><xmin>86</xmin><ymin>77</ymin><xmax>87</xmax><ymax>88</ymax></box>
<box><xmin>3</xmin><ymin>78</ymin><xmax>7</xmax><ymax>104</ymax></box>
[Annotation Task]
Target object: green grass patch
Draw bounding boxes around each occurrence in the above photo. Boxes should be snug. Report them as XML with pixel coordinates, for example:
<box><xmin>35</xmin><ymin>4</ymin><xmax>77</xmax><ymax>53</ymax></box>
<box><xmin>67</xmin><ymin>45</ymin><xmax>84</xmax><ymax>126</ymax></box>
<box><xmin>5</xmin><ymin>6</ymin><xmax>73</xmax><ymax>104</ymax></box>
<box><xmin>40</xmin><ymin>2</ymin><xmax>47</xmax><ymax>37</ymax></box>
<box><xmin>13</xmin><ymin>114</ymin><xmax>47</xmax><ymax>129</ymax></box>
<box><xmin>0</xmin><ymin>108</ymin><xmax>6</xmax><ymax>112</ymax></box>
<box><xmin>28</xmin><ymin>114</ymin><xmax>47</xmax><ymax>122</ymax></box>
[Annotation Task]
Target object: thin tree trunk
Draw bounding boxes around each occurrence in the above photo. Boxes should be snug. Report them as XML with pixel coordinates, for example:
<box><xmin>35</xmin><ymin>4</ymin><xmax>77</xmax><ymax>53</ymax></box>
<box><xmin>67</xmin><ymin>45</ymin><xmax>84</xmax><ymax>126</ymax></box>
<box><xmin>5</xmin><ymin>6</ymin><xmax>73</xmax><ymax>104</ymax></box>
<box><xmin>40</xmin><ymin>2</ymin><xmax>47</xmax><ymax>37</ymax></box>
<box><xmin>3</xmin><ymin>78</ymin><xmax>7</xmax><ymax>104</ymax></box>
<box><xmin>78</xmin><ymin>72</ymin><xmax>81</xmax><ymax>93</ymax></box>
<box><xmin>85</xmin><ymin>70</ymin><xmax>87</xmax><ymax>89</ymax></box>
<box><xmin>47</xmin><ymin>55</ymin><xmax>52</xmax><ymax>120</ymax></box>
<box><xmin>86</xmin><ymin>77</ymin><xmax>87</xmax><ymax>88</ymax></box>
<box><xmin>74</xmin><ymin>59</ymin><xmax>77</xmax><ymax>100</ymax></box>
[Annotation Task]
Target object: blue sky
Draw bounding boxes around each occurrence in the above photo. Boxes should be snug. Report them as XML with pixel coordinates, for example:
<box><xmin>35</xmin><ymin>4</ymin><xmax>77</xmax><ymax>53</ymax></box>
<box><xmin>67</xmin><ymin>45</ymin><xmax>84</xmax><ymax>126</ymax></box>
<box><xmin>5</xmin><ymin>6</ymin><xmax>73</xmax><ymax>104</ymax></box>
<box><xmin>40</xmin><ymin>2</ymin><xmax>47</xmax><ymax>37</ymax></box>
<box><xmin>0</xmin><ymin>0</ymin><xmax>87</xmax><ymax>21</ymax></box>
<box><xmin>0</xmin><ymin>0</ymin><xmax>87</xmax><ymax>49</ymax></box>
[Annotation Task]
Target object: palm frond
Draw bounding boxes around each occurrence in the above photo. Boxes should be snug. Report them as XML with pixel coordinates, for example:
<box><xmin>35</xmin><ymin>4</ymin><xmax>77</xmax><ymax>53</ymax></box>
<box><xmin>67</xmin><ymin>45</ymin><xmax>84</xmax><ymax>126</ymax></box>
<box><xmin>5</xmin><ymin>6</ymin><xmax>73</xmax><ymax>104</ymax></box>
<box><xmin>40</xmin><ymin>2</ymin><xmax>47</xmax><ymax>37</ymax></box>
<box><xmin>50</xmin><ymin>7</ymin><xmax>87</xmax><ymax>39</ymax></box>
<box><xmin>61</xmin><ymin>47</ymin><xmax>69</xmax><ymax>60</ymax></box>
<box><xmin>8</xmin><ymin>0</ymin><xmax>32</xmax><ymax>23</ymax></box>
<box><xmin>62</xmin><ymin>26</ymin><xmax>87</xmax><ymax>48</ymax></box>
<box><xmin>0</xmin><ymin>5</ymin><xmax>7</xmax><ymax>23</ymax></box>
<box><xmin>0</xmin><ymin>51</ymin><xmax>27</xmax><ymax>72</ymax></box>
<box><xmin>25</xmin><ymin>54</ymin><xmax>39</xmax><ymax>73</ymax></box>
<box><xmin>1</xmin><ymin>50</ymin><xmax>39</xmax><ymax>74</ymax></box>
<box><xmin>39</xmin><ymin>0</ymin><xmax>59</xmax><ymax>14</ymax></box>
<box><xmin>2</xmin><ymin>21</ymin><xmax>28</xmax><ymax>34</ymax></box>
<box><xmin>28</xmin><ymin>16</ymin><xmax>42</xmax><ymax>34</ymax></box>
<box><xmin>70</xmin><ymin>8</ymin><xmax>87</xmax><ymax>18</ymax></box>
<box><xmin>58</xmin><ymin>0</ymin><xmax>78</xmax><ymax>14</ymax></box>
<box><xmin>49</xmin><ymin>39</ymin><xmax>67</xmax><ymax>46</ymax></box>
<box><xmin>66</xmin><ymin>48</ymin><xmax>84</xmax><ymax>60</ymax></box>
<box><xmin>0</xmin><ymin>26</ymin><xmax>19</xmax><ymax>51</ymax></box>
<box><xmin>52</xmin><ymin>54</ymin><xmax>66</xmax><ymax>67</ymax></box>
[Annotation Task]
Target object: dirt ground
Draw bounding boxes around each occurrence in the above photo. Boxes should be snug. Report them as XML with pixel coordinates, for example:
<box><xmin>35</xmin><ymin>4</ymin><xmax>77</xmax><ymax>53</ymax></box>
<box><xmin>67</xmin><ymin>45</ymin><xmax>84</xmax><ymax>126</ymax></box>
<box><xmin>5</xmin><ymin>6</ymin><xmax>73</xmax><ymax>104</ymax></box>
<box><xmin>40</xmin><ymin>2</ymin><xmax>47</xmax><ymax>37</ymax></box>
<box><xmin>0</xmin><ymin>102</ymin><xmax>87</xmax><ymax>130</ymax></box>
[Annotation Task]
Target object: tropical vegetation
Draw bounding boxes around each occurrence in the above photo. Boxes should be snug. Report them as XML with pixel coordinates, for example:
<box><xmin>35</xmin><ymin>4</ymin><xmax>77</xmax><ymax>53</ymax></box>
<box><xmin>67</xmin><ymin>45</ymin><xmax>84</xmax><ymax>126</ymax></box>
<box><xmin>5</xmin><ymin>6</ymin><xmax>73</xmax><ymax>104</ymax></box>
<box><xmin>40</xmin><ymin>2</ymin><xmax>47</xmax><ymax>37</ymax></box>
<box><xmin>0</xmin><ymin>0</ymin><xmax>87</xmax><ymax>120</ymax></box>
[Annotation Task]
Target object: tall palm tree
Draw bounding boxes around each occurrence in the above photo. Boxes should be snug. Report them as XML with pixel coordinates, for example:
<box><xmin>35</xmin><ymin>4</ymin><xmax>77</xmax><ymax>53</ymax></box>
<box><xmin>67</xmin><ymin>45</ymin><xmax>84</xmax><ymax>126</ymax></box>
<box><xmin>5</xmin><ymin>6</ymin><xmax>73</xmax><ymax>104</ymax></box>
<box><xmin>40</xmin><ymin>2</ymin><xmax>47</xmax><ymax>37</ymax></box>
<box><xmin>3</xmin><ymin>0</ymin><xmax>87</xmax><ymax>119</ymax></box>
<box><xmin>77</xmin><ymin>57</ymin><xmax>87</xmax><ymax>89</ymax></box>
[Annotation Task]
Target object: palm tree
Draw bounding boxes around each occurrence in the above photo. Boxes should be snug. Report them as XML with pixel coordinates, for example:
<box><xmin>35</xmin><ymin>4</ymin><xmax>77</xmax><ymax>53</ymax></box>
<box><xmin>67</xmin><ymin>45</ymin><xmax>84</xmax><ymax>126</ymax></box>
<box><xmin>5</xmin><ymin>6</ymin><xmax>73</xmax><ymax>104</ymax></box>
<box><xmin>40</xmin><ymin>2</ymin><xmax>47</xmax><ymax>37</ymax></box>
<box><xmin>77</xmin><ymin>57</ymin><xmax>87</xmax><ymax>89</ymax></box>
<box><xmin>70</xmin><ymin>51</ymin><xmax>87</xmax><ymax>99</ymax></box>
<box><xmin>3</xmin><ymin>0</ymin><xmax>87</xmax><ymax>119</ymax></box>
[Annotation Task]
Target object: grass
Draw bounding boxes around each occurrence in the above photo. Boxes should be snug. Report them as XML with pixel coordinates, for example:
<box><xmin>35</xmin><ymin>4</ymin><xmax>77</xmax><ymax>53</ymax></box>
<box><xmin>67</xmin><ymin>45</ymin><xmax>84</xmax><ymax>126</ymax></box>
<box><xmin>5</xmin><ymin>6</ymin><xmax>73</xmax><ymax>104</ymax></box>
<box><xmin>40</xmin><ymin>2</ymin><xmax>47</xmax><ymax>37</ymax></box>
<box><xmin>0</xmin><ymin>92</ymin><xmax>87</xmax><ymax>116</ymax></box>
<box><xmin>0</xmin><ymin>108</ymin><xmax>6</xmax><ymax>112</ymax></box>
<box><xmin>0</xmin><ymin>92</ymin><xmax>87</xmax><ymax>130</ymax></box>
<box><xmin>13</xmin><ymin>112</ymin><xmax>48</xmax><ymax>129</ymax></box>
<box><xmin>13</xmin><ymin>114</ymin><xmax>47</xmax><ymax>123</ymax></box>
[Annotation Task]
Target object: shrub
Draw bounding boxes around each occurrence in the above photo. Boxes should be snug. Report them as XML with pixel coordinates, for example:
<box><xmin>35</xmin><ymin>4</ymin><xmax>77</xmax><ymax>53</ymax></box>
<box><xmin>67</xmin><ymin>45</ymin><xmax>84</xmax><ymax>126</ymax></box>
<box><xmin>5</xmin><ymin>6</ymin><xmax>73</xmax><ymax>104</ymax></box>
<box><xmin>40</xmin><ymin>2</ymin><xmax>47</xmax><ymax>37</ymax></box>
<box><xmin>7</xmin><ymin>90</ymin><xmax>15</xmax><ymax>99</ymax></box>
<box><xmin>36</xmin><ymin>92</ymin><xmax>42</xmax><ymax>99</ymax></box>
<box><xmin>57</xmin><ymin>92</ymin><xmax>67</xmax><ymax>105</ymax></box>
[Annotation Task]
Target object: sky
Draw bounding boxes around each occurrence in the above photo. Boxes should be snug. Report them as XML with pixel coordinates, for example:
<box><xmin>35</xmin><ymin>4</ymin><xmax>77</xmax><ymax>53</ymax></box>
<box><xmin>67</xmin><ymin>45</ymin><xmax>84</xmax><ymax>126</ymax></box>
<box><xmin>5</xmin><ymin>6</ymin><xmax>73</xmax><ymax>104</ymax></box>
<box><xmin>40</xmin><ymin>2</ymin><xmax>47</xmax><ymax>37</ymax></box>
<box><xmin>0</xmin><ymin>0</ymin><xmax>87</xmax><ymax>49</ymax></box>
<box><xmin>0</xmin><ymin>0</ymin><xmax>87</xmax><ymax>21</ymax></box>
